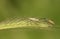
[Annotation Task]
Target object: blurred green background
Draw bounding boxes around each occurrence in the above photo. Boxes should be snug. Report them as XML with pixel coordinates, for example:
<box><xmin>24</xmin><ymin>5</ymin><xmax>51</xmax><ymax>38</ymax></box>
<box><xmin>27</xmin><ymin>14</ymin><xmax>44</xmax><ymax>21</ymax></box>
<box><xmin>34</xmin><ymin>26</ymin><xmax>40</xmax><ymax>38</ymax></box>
<box><xmin>0</xmin><ymin>0</ymin><xmax>60</xmax><ymax>39</ymax></box>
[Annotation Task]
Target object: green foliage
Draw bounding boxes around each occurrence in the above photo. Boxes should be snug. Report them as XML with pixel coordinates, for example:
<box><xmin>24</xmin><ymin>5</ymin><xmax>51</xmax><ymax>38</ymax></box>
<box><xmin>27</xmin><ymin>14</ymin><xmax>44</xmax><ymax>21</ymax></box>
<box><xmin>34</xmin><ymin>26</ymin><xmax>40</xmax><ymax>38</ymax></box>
<box><xmin>0</xmin><ymin>0</ymin><xmax>60</xmax><ymax>39</ymax></box>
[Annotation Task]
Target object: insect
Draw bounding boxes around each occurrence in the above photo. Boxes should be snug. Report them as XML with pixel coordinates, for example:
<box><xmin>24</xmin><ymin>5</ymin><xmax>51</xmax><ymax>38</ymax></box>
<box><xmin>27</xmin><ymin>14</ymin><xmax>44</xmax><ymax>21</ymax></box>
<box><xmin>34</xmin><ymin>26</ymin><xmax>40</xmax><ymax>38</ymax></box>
<box><xmin>0</xmin><ymin>17</ymin><xmax>55</xmax><ymax>30</ymax></box>
<box><xmin>28</xmin><ymin>18</ymin><xmax>55</xmax><ymax>29</ymax></box>
<box><xmin>28</xmin><ymin>18</ymin><xmax>55</xmax><ymax>25</ymax></box>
